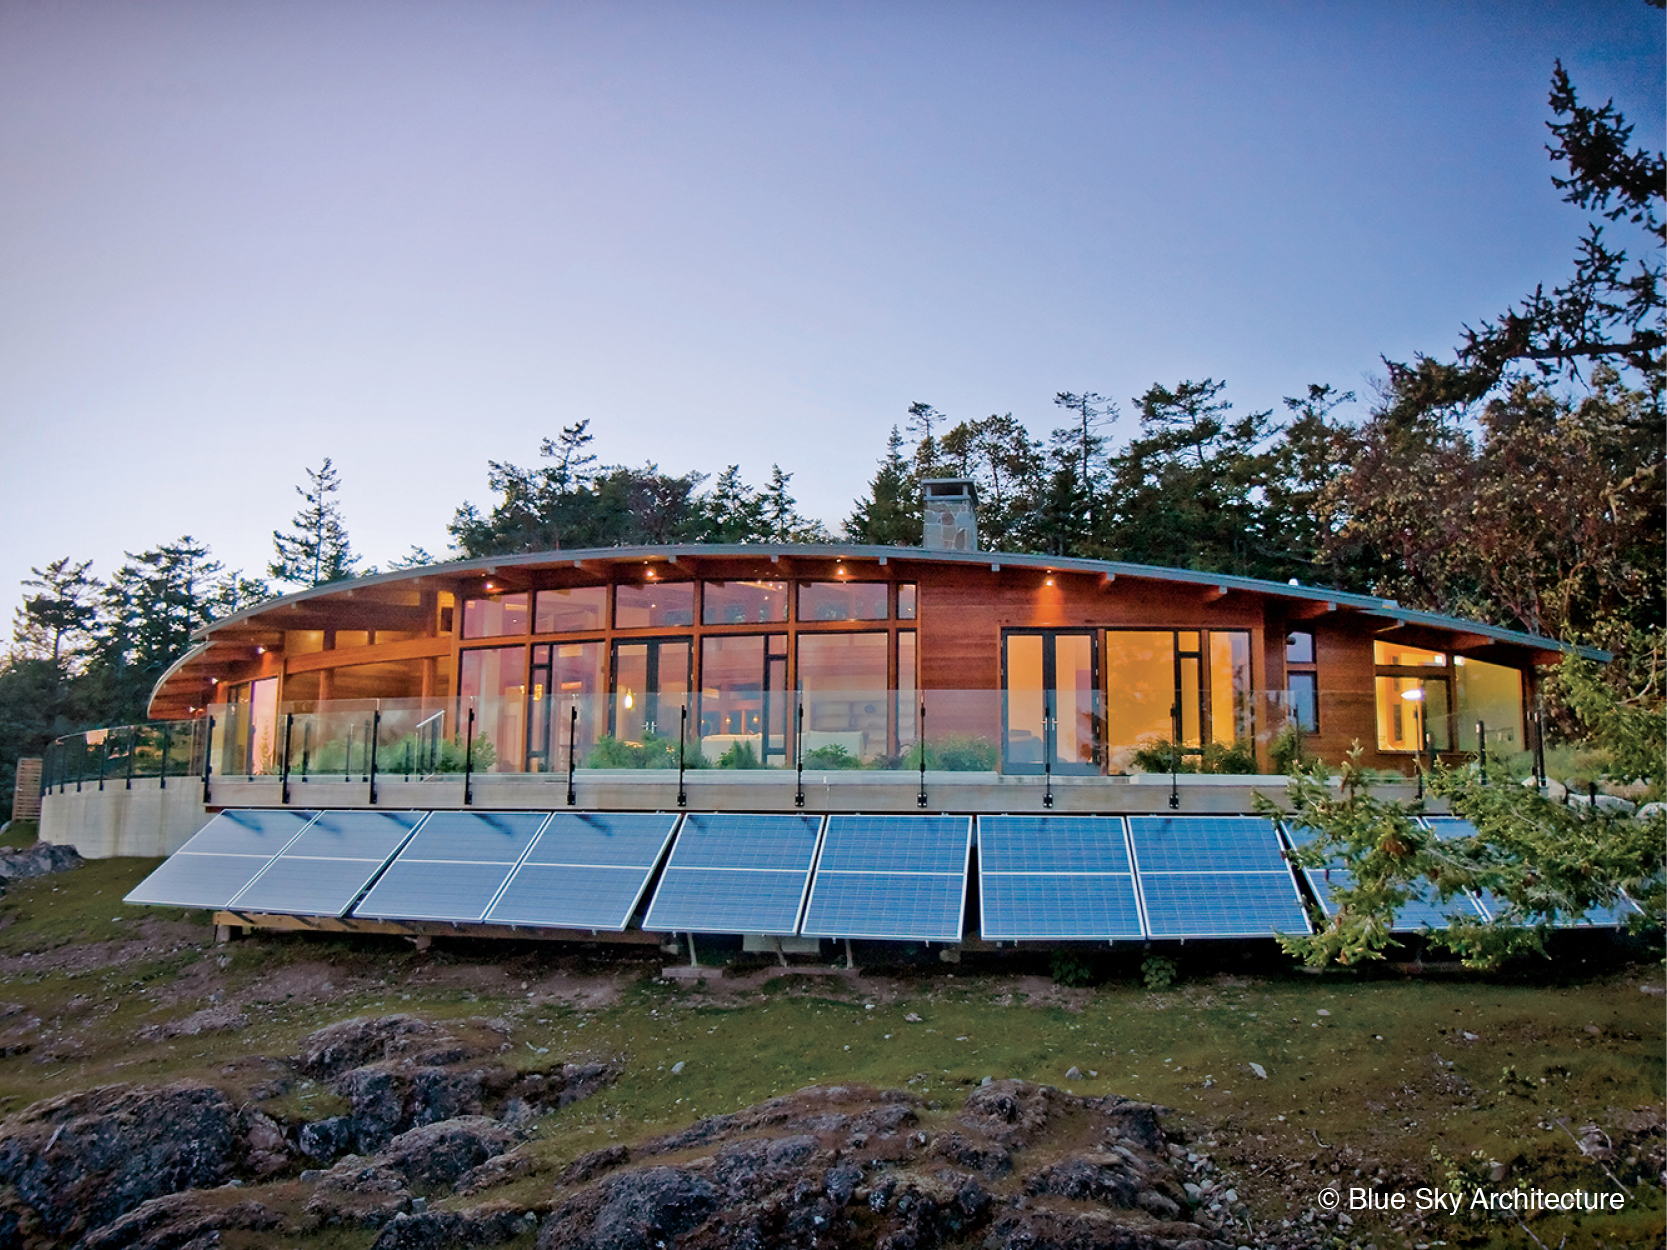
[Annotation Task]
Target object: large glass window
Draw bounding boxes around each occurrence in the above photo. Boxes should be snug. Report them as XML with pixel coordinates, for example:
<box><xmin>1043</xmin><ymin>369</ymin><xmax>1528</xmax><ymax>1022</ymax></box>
<box><xmin>462</xmin><ymin>594</ymin><xmax>529</xmax><ymax>639</ymax></box>
<box><xmin>702</xmin><ymin>581</ymin><xmax>789</xmax><ymax>625</ymax></box>
<box><xmin>459</xmin><ymin>645</ymin><xmax>528</xmax><ymax>771</ymax></box>
<box><xmin>1209</xmin><ymin>631</ymin><xmax>1253</xmax><ymax>746</ymax></box>
<box><xmin>1286</xmin><ymin>630</ymin><xmax>1318</xmax><ymax>732</ymax></box>
<box><xmin>1103</xmin><ymin>631</ymin><xmax>1177</xmax><ymax>772</ymax></box>
<box><xmin>534</xmin><ymin>587</ymin><xmax>607</xmax><ymax>634</ymax></box>
<box><xmin>1453</xmin><ymin>657</ymin><xmax>1524</xmax><ymax>753</ymax></box>
<box><xmin>615</xmin><ymin>581</ymin><xmax>695</xmax><ymax>629</ymax></box>
<box><xmin>797</xmin><ymin>632</ymin><xmax>888</xmax><ymax>763</ymax></box>
<box><xmin>898</xmin><ymin>583</ymin><xmax>917</xmax><ymax>620</ymax></box>
<box><xmin>528</xmin><ymin>642</ymin><xmax>606</xmax><ymax>772</ymax></box>
<box><xmin>798</xmin><ymin>582</ymin><xmax>888</xmax><ymax>622</ymax></box>
<box><xmin>1002</xmin><ymin>631</ymin><xmax>1098</xmax><ymax>774</ymax></box>
<box><xmin>1374</xmin><ymin>642</ymin><xmax>1453</xmax><ymax>752</ymax></box>
<box><xmin>699</xmin><ymin>635</ymin><xmax>787</xmax><ymax>765</ymax></box>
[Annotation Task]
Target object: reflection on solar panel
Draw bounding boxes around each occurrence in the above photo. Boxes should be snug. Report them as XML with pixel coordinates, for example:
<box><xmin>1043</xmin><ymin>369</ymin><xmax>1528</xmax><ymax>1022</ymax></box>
<box><xmin>1421</xmin><ymin>816</ymin><xmax>1638</xmax><ymax>928</ymax></box>
<box><xmin>642</xmin><ymin>814</ymin><xmax>822</xmax><ymax>935</ymax></box>
<box><xmin>978</xmin><ymin>816</ymin><xmax>1142</xmax><ymax>941</ymax></box>
<box><xmin>800</xmin><ymin>815</ymin><xmax>971</xmax><ymax>941</ymax></box>
<box><xmin>488</xmin><ymin>812</ymin><xmax>680</xmax><ymax>931</ymax></box>
<box><xmin>229</xmin><ymin>810</ymin><xmax>426</xmax><ymax>917</ymax></box>
<box><xmin>355</xmin><ymin>812</ymin><xmax>551</xmax><ymax>923</ymax></box>
<box><xmin>1127</xmin><ymin>816</ymin><xmax>1309</xmax><ymax>939</ymax></box>
<box><xmin>1282</xmin><ymin>820</ymin><xmax>1487</xmax><ymax>932</ymax></box>
<box><xmin>124</xmin><ymin>809</ymin><xmax>319</xmax><ymax>908</ymax></box>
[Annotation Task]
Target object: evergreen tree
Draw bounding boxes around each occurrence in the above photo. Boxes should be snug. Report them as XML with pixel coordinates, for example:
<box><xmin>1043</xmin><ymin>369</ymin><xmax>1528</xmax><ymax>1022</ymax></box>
<box><xmin>270</xmin><ymin>459</ymin><xmax>359</xmax><ymax>587</ymax></box>
<box><xmin>845</xmin><ymin>427</ymin><xmax>920</xmax><ymax>545</ymax></box>
<box><xmin>12</xmin><ymin>558</ymin><xmax>100</xmax><ymax>668</ymax></box>
<box><xmin>699</xmin><ymin>466</ymin><xmax>768</xmax><ymax>542</ymax></box>
<box><xmin>1050</xmin><ymin>391</ymin><xmax>1116</xmax><ymax>530</ymax></box>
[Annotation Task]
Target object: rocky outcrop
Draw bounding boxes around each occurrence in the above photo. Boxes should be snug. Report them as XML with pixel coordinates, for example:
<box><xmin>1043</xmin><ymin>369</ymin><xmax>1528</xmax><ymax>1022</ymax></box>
<box><xmin>0</xmin><ymin>1081</ymin><xmax>237</xmax><ymax>1239</ymax></box>
<box><xmin>379</xmin><ymin>1116</ymin><xmax>523</xmax><ymax>1190</ymax></box>
<box><xmin>532</xmin><ymin>1081</ymin><xmax>1228</xmax><ymax>1250</ymax></box>
<box><xmin>77</xmin><ymin>1192</ymin><xmax>284</xmax><ymax>1250</ymax></box>
<box><xmin>0</xmin><ymin>844</ymin><xmax>81</xmax><ymax>889</ymax></box>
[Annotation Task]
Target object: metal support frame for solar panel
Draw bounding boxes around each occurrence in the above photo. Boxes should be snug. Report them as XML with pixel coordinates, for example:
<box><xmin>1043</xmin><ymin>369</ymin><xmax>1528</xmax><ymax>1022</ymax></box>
<box><xmin>1421</xmin><ymin>816</ymin><xmax>1639</xmax><ymax>928</ymax></box>
<box><xmin>487</xmin><ymin>811</ymin><xmax>683</xmax><ymax>931</ymax></box>
<box><xmin>1280</xmin><ymin>820</ymin><xmax>1487</xmax><ymax>932</ymax></box>
<box><xmin>225</xmin><ymin>810</ymin><xmax>428</xmax><ymax>918</ymax></box>
<box><xmin>977</xmin><ymin>815</ymin><xmax>1145</xmax><ymax>941</ymax></box>
<box><xmin>641</xmin><ymin>813</ymin><xmax>824</xmax><ymax>936</ymax></box>
<box><xmin>1127</xmin><ymin>816</ymin><xmax>1311</xmax><ymax>940</ymax></box>
<box><xmin>353</xmin><ymin>811</ymin><xmax>554</xmax><ymax>923</ymax></box>
<box><xmin>799</xmin><ymin>814</ymin><xmax>973</xmax><ymax>942</ymax></box>
<box><xmin>124</xmin><ymin>809</ymin><xmax>322</xmax><ymax>909</ymax></box>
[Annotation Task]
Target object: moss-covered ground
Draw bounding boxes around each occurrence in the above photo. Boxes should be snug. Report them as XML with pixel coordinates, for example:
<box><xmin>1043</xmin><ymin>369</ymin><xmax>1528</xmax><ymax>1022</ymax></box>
<box><xmin>0</xmin><ymin>855</ymin><xmax>1659</xmax><ymax>1248</ymax></box>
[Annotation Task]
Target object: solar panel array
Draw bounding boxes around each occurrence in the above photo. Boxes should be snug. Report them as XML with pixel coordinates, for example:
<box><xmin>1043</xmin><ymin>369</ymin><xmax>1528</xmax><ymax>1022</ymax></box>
<box><xmin>134</xmin><ymin>807</ymin><xmax>1621</xmax><ymax>945</ymax></box>
<box><xmin>800</xmin><ymin>815</ymin><xmax>972</xmax><ymax>941</ymax></box>
<box><xmin>1421</xmin><ymin>816</ymin><xmax>1637</xmax><ymax>929</ymax></box>
<box><xmin>1127</xmin><ymin>816</ymin><xmax>1311</xmax><ymax>939</ymax></box>
<box><xmin>978</xmin><ymin>816</ymin><xmax>1142</xmax><ymax>941</ymax></box>
<box><xmin>642</xmin><ymin>813</ymin><xmax>822</xmax><ymax>935</ymax></box>
<box><xmin>1281</xmin><ymin>819</ymin><xmax>1488</xmax><ymax>932</ymax></box>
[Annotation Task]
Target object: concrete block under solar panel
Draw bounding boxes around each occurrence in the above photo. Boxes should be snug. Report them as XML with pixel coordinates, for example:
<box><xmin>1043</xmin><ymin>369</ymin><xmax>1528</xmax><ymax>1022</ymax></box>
<box><xmin>645</xmin><ymin>867</ymin><xmax>816</xmax><ymax>935</ymax></box>
<box><xmin>174</xmin><ymin>809</ymin><xmax>320</xmax><ymax>857</ymax></box>
<box><xmin>817</xmin><ymin>815</ymin><xmax>972</xmax><ymax>875</ymax></box>
<box><xmin>800</xmin><ymin>872</ymin><xmax>966</xmax><ymax>942</ymax></box>
<box><xmin>977</xmin><ymin>815</ymin><xmax>1131</xmax><ymax>875</ymax></box>
<box><xmin>285</xmin><ymin>810</ymin><xmax>426</xmax><ymax>860</ymax></box>
<box><xmin>397</xmin><ymin>811</ymin><xmax>550</xmax><ymax>862</ymax></box>
<box><xmin>488</xmin><ymin>864</ymin><xmax>665</xmax><ymax>931</ymax></box>
<box><xmin>1137</xmin><ymin>872</ymin><xmax>1311</xmax><ymax>939</ymax></box>
<box><xmin>1128</xmin><ymin>816</ymin><xmax>1288</xmax><ymax>873</ymax></box>
<box><xmin>525</xmin><ymin>812</ymin><xmax>682</xmax><ymax>868</ymax></box>
<box><xmin>980</xmin><ymin>873</ymin><xmax>1144</xmax><ymax>942</ymax></box>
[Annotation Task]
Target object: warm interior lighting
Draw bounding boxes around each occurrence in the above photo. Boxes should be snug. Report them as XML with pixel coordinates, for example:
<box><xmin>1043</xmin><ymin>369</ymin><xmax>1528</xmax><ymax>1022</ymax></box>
<box><xmin>1401</xmin><ymin>688</ymin><xmax>1424</xmax><ymax>701</ymax></box>
<box><xmin>1044</xmin><ymin>578</ymin><xmax>1054</xmax><ymax>587</ymax></box>
<box><xmin>622</xmin><ymin>689</ymin><xmax>635</xmax><ymax>710</ymax></box>
<box><xmin>483</xmin><ymin>582</ymin><xmax>496</xmax><ymax>592</ymax></box>
<box><xmin>255</xmin><ymin>645</ymin><xmax>265</xmax><ymax>654</ymax></box>
<box><xmin>646</xmin><ymin>569</ymin><xmax>656</xmax><ymax>579</ymax></box>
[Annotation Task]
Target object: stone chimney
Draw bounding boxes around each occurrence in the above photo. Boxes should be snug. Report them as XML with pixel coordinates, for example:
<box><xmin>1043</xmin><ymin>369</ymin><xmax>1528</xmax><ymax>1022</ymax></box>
<box><xmin>921</xmin><ymin>478</ymin><xmax>978</xmax><ymax>552</ymax></box>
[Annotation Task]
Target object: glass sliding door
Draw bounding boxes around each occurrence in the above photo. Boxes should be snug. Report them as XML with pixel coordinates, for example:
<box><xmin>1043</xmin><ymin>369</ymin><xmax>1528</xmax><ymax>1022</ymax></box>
<box><xmin>611</xmin><ymin>639</ymin><xmax>692</xmax><ymax>742</ymax></box>
<box><xmin>459</xmin><ymin>645</ymin><xmax>529</xmax><ymax>772</ymax></box>
<box><xmin>528</xmin><ymin>642</ymin><xmax>605</xmax><ymax>772</ymax></box>
<box><xmin>699</xmin><ymin>634</ymin><xmax>786</xmax><ymax>766</ymax></box>
<box><xmin>1001</xmin><ymin>630</ymin><xmax>1099</xmax><ymax>774</ymax></box>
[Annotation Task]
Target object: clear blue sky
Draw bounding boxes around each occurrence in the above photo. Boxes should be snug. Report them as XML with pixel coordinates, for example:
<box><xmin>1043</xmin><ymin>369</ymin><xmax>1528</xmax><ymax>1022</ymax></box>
<box><xmin>1</xmin><ymin>1</ymin><xmax>1661</xmax><ymax>606</ymax></box>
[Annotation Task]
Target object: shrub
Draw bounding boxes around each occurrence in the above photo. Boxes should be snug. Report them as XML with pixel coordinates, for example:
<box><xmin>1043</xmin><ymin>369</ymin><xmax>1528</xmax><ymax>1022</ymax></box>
<box><xmin>1050</xmin><ymin>948</ymin><xmax>1099</xmax><ymax>987</ymax></box>
<box><xmin>717</xmin><ymin>740</ymin><xmax>764</xmax><ymax>769</ymax></box>
<box><xmin>1130</xmin><ymin>738</ymin><xmax>1259</xmax><ymax>775</ymax></box>
<box><xmin>1141</xmin><ymin>955</ymin><xmax>1178</xmax><ymax>990</ymax></box>
<box><xmin>801</xmin><ymin>744</ymin><xmax>861</xmax><ymax>770</ymax></box>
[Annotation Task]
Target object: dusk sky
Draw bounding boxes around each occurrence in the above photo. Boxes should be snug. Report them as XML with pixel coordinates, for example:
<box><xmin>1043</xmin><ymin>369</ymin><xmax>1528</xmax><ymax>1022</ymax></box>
<box><xmin>1</xmin><ymin>1</ymin><xmax>1661</xmax><ymax>610</ymax></box>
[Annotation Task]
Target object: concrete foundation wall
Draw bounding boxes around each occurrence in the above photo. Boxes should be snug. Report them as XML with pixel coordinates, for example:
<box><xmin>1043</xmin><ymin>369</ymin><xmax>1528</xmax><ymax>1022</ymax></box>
<box><xmin>40</xmin><ymin>778</ymin><xmax>215</xmax><ymax>858</ymax></box>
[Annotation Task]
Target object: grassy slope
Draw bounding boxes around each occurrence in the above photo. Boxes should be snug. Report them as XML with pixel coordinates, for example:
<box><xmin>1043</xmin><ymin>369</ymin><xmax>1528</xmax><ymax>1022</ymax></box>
<box><xmin>0</xmin><ymin>856</ymin><xmax>1658</xmax><ymax>1249</ymax></box>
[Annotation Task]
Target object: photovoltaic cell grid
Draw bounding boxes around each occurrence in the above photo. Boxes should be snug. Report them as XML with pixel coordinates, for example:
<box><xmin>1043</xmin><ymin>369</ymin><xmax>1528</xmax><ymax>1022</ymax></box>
<box><xmin>489</xmin><ymin>812</ymin><xmax>681</xmax><ymax>931</ymax></box>
<box><xmin>1127</xmin><ymin>816</ymin><xmax>1310</xmax><ymax>940</ymax></box>
<box><xmin>229</xmin><ymin>810</ymin><xmax>426</xmax><ymax>917</ymax></box>
<box><xmin>354</xmin><ymin>812</ymin><xmax>552</xmax><ymax>923</ymax></box>
<box><xmin>1421</xmin><ymin>816</ymin><xmax>1638</xmax><ymax>928</ymax></box>
<box><xmin>977</xmin><ymin>816</ymin><xmax>1143</xmax><ymax>941</ymax></box>
<box><xmin>1281</xmin><ymin>821</ymin><xmax>1487</xmax><ymax>932</ymax></box>
<box><xmin>124</xmin><ymin>809</ymin><xmax>320</xmax><ymax>909</ymax></box>
<box><xmin>642</xmin><ymin>814</ymin><xmax>823</xmax><ymax>935</ymax></box>
<box><xmin>800</xmin><ymin>815</ymin><xmax>972</xmax><ymax>941</ymax></box>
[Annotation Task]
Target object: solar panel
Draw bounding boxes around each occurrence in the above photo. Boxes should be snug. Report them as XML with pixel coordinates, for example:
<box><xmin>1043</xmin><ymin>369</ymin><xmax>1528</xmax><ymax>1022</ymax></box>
<box><xmin>642</xmin><ymin>814</ymin><xmax>823</xmax><ymax>935</ymax></box>
<box><xmin>229</xmin><ymin>810</ymin><xmax>425</xmax><ymax>918</ymax></box>
<box><xmin>977</xmin><ymin>816</ymin><xmax>1143</xmax><ymax>941</ymax></box>
<box><xmin>487</xmin><ymin>812</ymin><xmax>681</xmax><ymax>931</ymax></box>
<box><xmin>124</xmin><ymin>809</ymin><xmax>320</xmax><ymax>909</ymax></box>
<box><xmin>1421</xmin><ymin>816</ymin><xmax>1638</xmax><ymax>928</ymax></box>
<box><xmin>354</xmin><ymin>812</ymin><xmax>552</xmax><ymax>923</ymax></box>
<box><xmin>1282</xmin><ymin>820</ymin><xmax>1487</xmax><ymax>932</ymax></box>
<box><xmin>1127</xmin><ymin>816</ymin><xmax>1309</xmax><ymax>940</ymax></box>
<box><xmin>799</xmin><ymin>815</ymin><xmax>971</xmax><ymax>941</ymax></box>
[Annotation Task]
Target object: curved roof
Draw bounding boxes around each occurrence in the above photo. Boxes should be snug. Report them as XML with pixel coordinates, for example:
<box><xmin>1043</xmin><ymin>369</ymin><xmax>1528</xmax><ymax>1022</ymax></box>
<box><xmin>148</xmin><ymin>543</ymin><xmax>1606</xmax><ymax>718</ymax></box>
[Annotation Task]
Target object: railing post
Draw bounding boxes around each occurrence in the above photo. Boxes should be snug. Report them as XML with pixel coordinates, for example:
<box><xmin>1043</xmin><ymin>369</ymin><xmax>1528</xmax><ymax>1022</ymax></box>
<box><xmin>159</xmin><ymin>723</ymin><xmax>171</xmax><ymax>789</ymax></box>
<box><xmin>1168</xmin><ymin>703</ymin><xmax>1180</xmax><ymax>810</ymax></box>
<box><xmin>98</xmin><ymin>734</ymin><xmax>109</xmax><ymax>791</ymax></box>
<box><xmin>794</xmin><ymin>698</ymin><xmax>805</xmax><ymax>809</ymax></box>
<box><xmin>566</xmin><ymin>704</ymin><xmax>578</xmax><ymax>807</ymax></box>
<box><xmin>1042</xmin><ymin>695</ymin><xmax>1054</xmax><ymax>809</ymax></box>
<box><xmin>463</xmin><ymin>707</ymin><xmax>475</xmax><ymax>806</ymax></box>
<box><xmin>368</xmin><ymin>711</ymin><xmax>380</xmax><ymax>805</ymax></box>
<box><xmin>281</xmin><ymin>713</ymin><xmax>294</xmax><ymax>805</ymax></box>
<box><xmin>75</xmin><ymin>737</ymin><xmax>84</xmax><ymax>793</ymax></box>
<box><xmin>1476</xmin><ymin>719</ymin><xmax>1487</xmax><ymax>786</ymax></box>
<box><xmin>125</xmin><ymin>725</ymin><xmax>136</xmax><ymax>790</ymax></box>
<box><xmin>916</xmin><ymin>700</ymin><xmax>928</xmax><ymax>809</ymax></box>
<box><xmin>301</xmin><ymin>722</ymin><xmax>311</xmax><ymax>782</ymax></box>
<box><xmin>201</xmin><ymin>716</ymin><xmax>215</xmax><ymax>804</ymax></box>
<box><xmin>677</xmin><ymin>705</ymin><xmax>688</xmax><ymax>808</ymax></box>
<box><xmin>344</xmin><ymin>724</ymin><xmax>354</xmax><ymax>783</ymax></box>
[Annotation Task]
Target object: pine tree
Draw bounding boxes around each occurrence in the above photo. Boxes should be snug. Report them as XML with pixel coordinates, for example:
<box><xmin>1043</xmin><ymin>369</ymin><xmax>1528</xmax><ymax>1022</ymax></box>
<box><xmin>845</xmin><ymin>427</ymin><xmax>920</xmax><ymax>545</ymax></box>
<box><xmin>270</xmin><ymin>459</ymin><xmax>359</xmax><ymax>587</ymax></box>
